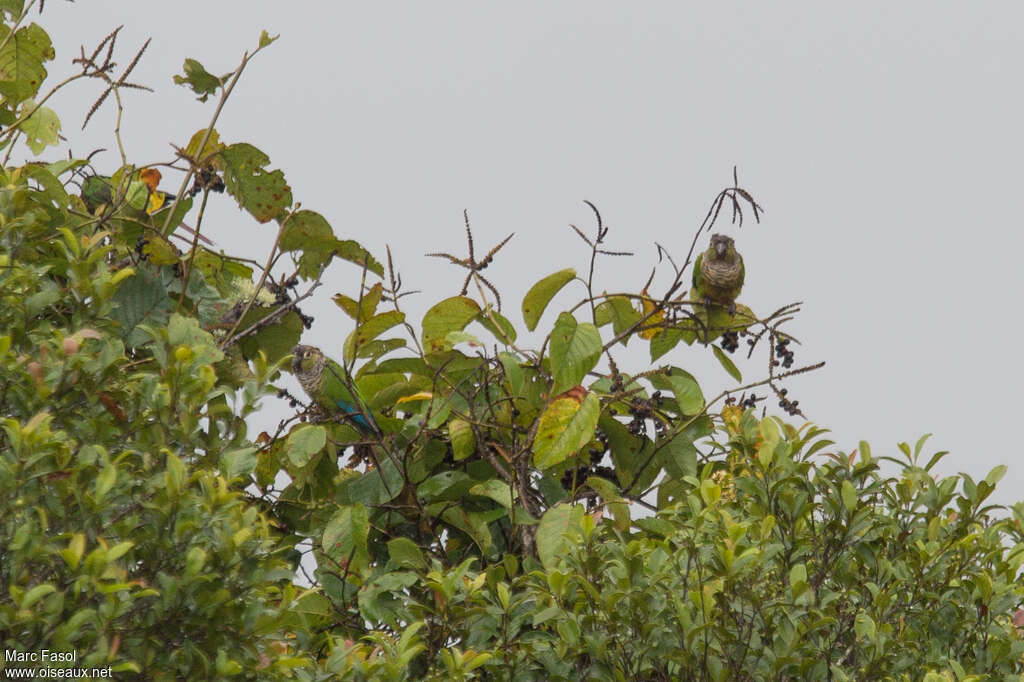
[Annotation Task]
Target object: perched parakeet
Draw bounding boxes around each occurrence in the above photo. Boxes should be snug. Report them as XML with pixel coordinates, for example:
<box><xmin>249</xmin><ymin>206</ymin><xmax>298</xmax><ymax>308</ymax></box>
<box><xmin>692</xmin><ymin>233</ymin><xmax>745</xmax><ymax>314</ymax></box>
<box><xmin>291</xmin><ymin>344</ymin><xmax>378</xmax><ymax>434</ymax></box>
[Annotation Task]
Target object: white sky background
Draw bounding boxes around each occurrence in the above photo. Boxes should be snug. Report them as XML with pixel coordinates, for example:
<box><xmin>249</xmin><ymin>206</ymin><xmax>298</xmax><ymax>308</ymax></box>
<box><xmin>40</xmin><ymin>2</ymin><xmax>1024</xmax><ymax>506</ymax></box>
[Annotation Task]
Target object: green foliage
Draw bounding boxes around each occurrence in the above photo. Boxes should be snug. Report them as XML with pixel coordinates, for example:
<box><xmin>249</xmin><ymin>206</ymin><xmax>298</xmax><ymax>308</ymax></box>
<box><xmin>284</xmin><ymin>419</ymin><xmax>1024</xmax><ymax>680</ymax></box>
<box><xmin>3</xmin><ymin>7</ymin><xmax>1023</xmax><ymax>680</ymax></box>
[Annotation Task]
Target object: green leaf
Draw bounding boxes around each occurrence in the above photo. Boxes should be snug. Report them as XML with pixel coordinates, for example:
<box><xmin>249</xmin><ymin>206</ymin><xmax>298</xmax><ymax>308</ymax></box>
<box><xmin>0</xmin><ymin>2</ymin><xmax>25</xmax><ymax>21</ymax></box>
<box><xmin>219</xmin><ymin>447</ymin><xmax>257</xmax><ymax>482</ymax></box>
<box><xmin>522</xmin><ymin>268</ymin><xmax>575</xmax><ymax>331</ymax></box>
<box><xmin>0</xmin><ymin>23</ymin><xmax>53</xmax><ymax>107</ymax></box>
<box><xmin>418</xmin><ymin>470</ymin><xmax>474</xmax><ymax>502</ymax></box>
<box><xmin>758</xmin><ymin>418</ymin><xmax>780</xmax><ymax>468</ymax></box>
<box><xmin>841</xmin><ymin>479</ymin><xmax>857</xmax><ymax>513</ymax></box>
<box><xmin>258</xmin><ymin>30</ymin><xmax>278</xmax><ymax>48</ymax></box>
<box><xmin>94</xmin><ymin>464</ymin><xmax>117</xmax><ymax>502</ymax></box>
<box><xmin>184</xmin><ymin>127</ymin><xmax>226</xmax><ymax>160</ymax></box>
<box><xmin>432</xmin><ymin>505</ymin><xmax>494</xmax><ymax>555</ymax></box>
<box><xmin>475</xmin><ymin>306</ymin><xmax>517</xmax><ymax>345</ymax></box>
<box><xmin>20</xmin><ymin>100</ymin><xmax>59</xmax><ymax>154</ymax></box>
<box><xmin>985</xmin><ymin>464</ymin><xmax>1007</xmax><ymax>487</ymax></box>
<box><xmin>165</xmin><ymin>452</ymin><xmax>186</xmax><ymax>498</ymax></box>
<box><xmin>422</xmin><ymin>296</ymin><xmax>480</xmax><ymax>353</ymax></box>
<box><xmin>338</xmin><ymin>456</ymin><xmax>403</xmax><ymax>505</ymax></box>
<box><xmin>285</xmin><ymin>425</ymin><xmax>326</xmax><ymax>467</ymax></box>
<box><xmin>648</xmin><ymin>367</ymin><xmax>704</xmax><ymax>416</ymax></box>
<box><xmin>448</xmin><ymin>418</ymin><xmax>476</xmax><ymax>461</ymax></box>
<box><xmin>344</xmin><ymin>310</ymin><xmax>405</xmax><ymax>362</ymax></box>
<box><xmin>323</xmin><ymin>504</ymin><xmax>370</xmax><ymax>571</ymax></box>
<box><xmin>469</xmin><ymin>479</ymin><xmax>513</xmax><ymax>508</ymax></box>
<box><xmin>659</xmin><ymin>432</ymin><xmax>698</xmax><ymax>480</ymax></box>
<box><xmin>549</xmin><ymin>313</ymin><xmax>602</xmax><ymax>395</ymax></box>
<box><xmin>217</xmin><ymin>143</ymin><xmax>292</xmax><ymax>223</ymax></box>
<box><xmin>604</xmin><ymin>296</ymin><xmax>642</xmax><ymax>341</ymax></box>
<box><xmin>387</xmin><ymin>537</ymin><xmax>426</xmax><ymax>570</ymax></box>
<box><xmin>533</xmin><ymin>392</ymin><xmax>600</xmax><ymax>470</ymax></box>
<box><xmin>21</xmin><ymin>583</ymin><xmax>55</xmax><ymax>609</ymax></box>
<box><xmin>334</xmin><ymin>282</ymin><xmax>383</xmax><ymax>322</ymax></box>
<box><xmin>109</xmin><ymin>267</ymin><xmax>173</xmax><ymax>347</ymax></box>
<box><xmin>280</xmin><ymin>209</ymin><xmax>382</xmax><ymax>278</ymax></box>
<box><xmin>712</xmin><ymin>344</ymin><xmax>742</xmax><ymax>382</ymax></box>
<box><xmin>536</xmin><ymin>503</ymin><xmax>584</xmax><ymax>570</ymax></box>
<box><xmin>649</xmin><ymin>328</ymin><xmax>690</xmax><ymax>361</ymax></box>
<box><xmin>173</xmin><ymin>58</ymin><xmax>225</xmax><ymax>102</ymax></box>
<box><xmin>236</xmin><ymin>306</ymin><xmax>304</xmax><ymax>364</ymax></box>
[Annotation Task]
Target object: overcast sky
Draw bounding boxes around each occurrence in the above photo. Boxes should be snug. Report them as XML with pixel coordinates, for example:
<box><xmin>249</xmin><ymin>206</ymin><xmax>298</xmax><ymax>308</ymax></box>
<box><xmin>40</xmin><ymin>2</ymin><xmax>1024</xmax><ymax>505</ymax></box>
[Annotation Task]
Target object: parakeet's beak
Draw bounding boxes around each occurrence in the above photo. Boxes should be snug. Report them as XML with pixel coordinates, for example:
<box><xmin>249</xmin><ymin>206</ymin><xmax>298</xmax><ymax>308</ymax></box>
<box><xmin>714</xmin><ymin>240</ymin><xmax>727</xmax><ymax>258</ymax></box>
<box><xmin>290</xmin><ymin>346</ymin><xmax>302</xmax><ymax>373</ymax></box>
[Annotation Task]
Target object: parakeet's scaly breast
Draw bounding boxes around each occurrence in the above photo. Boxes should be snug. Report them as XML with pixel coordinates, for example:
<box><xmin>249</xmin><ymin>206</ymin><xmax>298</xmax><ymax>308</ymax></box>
<box><xmin>702</xmin><ymin>258</ymin><xmax>743</xmax><ymax>300</ymax></box>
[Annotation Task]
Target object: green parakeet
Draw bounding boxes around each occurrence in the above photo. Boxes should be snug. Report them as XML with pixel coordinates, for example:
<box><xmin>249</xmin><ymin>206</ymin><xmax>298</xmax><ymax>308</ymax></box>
<box><xmin>692</xmin><ymin>233</ymin><xmax>745</xmax><ymax>314</ymax></box>
<box><xmin>291</xmin><ymin>344</ymin><xmax>377</xmax><ymax>434</ymax></box>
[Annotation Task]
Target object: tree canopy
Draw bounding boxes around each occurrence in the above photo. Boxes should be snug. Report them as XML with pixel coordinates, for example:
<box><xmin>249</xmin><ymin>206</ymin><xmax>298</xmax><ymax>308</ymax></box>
<box><xmin>2</xmin><ymin>6</ymin><xmax>1024</xmax><ymax>680</ymax></box>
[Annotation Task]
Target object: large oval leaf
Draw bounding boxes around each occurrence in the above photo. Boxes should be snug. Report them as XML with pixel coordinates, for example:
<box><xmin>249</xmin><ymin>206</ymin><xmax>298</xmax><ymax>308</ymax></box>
<box><xmin>421</xmin><ymin>296</ymin><xmax>481</xmax><ymax>353</ymax></box>
<box><xmin>522</xmin><ymin>268</ymin><xmax>575</xmax><ymax>331</ymax></box>
<box><xmin>533</xmin><ymin>391</ymin><xmax>600</xmax><ymax>470</ymax></box>
<box><xmin>549</xmin><ymin>312</ymin><xmax>602</xmax><ymax>395</ymax></box>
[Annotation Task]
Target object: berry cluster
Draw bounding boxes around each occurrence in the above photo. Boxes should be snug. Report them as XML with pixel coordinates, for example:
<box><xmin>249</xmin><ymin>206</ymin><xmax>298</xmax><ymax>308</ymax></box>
<box><xmin>774</xmin><ymin>337</ymin><xmax>794</xmax><ymax>369</ymax></box>
<box><xmin>189</xmin><ymin>165</ymin><xmax>226</xmax><ymax>197</ymax></box>
<box><xmin>720</xmin><ymin>330</ymin><xmax>739</xmax><ymax>353</ymax></box>
<box><xmin>777</xmin><ymin>387</ymin><xmax>801</xmax><ymax>416</ymax></box>
<box><xmin>740</xmin><ymin>393</ymin><xmax>758</xmax><ymax>409</ymax></box>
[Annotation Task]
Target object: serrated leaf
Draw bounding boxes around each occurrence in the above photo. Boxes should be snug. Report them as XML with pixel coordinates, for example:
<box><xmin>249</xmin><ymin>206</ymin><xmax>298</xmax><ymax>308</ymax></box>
<box><xmin>218</xmin><ymin>143</ymin><xmax>292</xmax><ymax>223</ymax></box>
<box><xmin>522</xmin><ymin>268</ymin><xmax>575</xmax><ymax>331</ymax></box>
<box><xmin>712</xmin><ymin>344</ymin><xmax>742</xmax><ymax>382</ymax></box>
<box><xmin>422</xmin><ymin>296</ymin><xmax>480</xmax><ymax>353</ymax></box>
<box><xmin>533</xmin><ymin>392</ymin><xmax>600</xmax><ymax>470</ymax></box>
<box><xmin>549</xmin><ymin>312</ymin><xmax>601</xmax><ymax>395</ymax></box>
